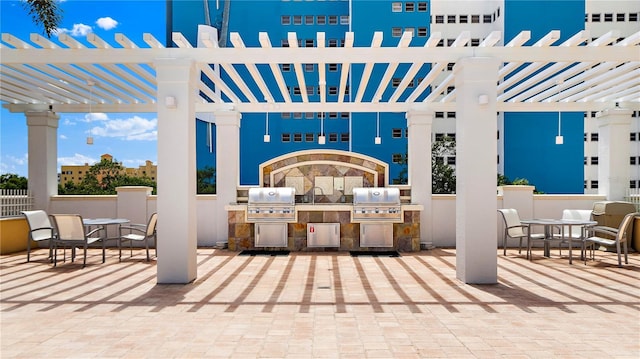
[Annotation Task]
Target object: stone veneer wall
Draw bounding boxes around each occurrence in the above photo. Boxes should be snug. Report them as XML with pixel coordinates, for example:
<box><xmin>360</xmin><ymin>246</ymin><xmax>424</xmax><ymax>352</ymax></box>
<box><xmin>227</xmin><ymin>210</ymin><xmax>421</xmax><ymax>252</ymax></box>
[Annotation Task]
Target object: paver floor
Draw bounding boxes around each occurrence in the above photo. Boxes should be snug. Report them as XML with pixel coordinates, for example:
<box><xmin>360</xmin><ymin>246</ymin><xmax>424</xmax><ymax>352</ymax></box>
<box><xmin>1</xmin><ymin>247</ymin><xmax>639</xmax><ymax>358</ymax></box>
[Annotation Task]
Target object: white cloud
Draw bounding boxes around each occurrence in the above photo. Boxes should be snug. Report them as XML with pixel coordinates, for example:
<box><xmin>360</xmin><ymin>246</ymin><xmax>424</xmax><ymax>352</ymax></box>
<box><xmin>60</xmin><ymin>134</ymin><xmax>68</xmax><ymax>140</ymax></box>
<box><xmin>90</xmin><ymin>115</ymin><xmax>158</xmax><ymax>141</ymax></box>
<box><xmin>96</xmin><ymin>17</ymin><xmax>118</xmax><ymax>31</ymax></box>
<box><xmin>84</xmin><ymin>112</ymin><xmax>108</xmax><ymax>123</ymax></box>
<box><xmin>58</xmin><ymin>153</ymin><xmax>96</xmax><ymax>167</ymax></box>
<box><xmin>55</xmin><ymin>23</ymin><xmax>93</xmax><ymax>37</ymax></box>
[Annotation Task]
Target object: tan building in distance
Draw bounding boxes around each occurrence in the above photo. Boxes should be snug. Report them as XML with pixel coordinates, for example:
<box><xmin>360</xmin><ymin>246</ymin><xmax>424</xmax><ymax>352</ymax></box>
<box><xmin>59</xmin><ymin>154</ymin><xmax>157</xmax><ymax>185</ymax></box>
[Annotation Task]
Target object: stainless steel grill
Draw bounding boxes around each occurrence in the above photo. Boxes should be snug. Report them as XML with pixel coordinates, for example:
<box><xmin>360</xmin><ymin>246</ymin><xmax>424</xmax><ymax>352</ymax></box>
<box><xmin>352</xmin><ymin>187</ymin><xmax>402</xmax><ymax>222</ymax></box>
<box><xmin>247</xmin><ymin>187</ymin><xmax>296</xmax><ymax>223</ymax></box>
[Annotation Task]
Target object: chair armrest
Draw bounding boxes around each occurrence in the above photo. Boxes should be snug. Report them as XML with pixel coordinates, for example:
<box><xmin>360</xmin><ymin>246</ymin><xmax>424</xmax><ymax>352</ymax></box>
<box><xmin>86</xmin><ymin>227</ymin><xmax>103</xmax><ymax>237</ymax></box>
<box><xmin>588</xmin><ymin>226</ymin><xmax>619</xmax><ymax>237</ymax></box>
<box><xmin>30</xmin><ymin>226</ymin><xmax>54</xmax><ymax>232</ymax></box>
<box><xmin>119</xmin><ymin>226</ymin><xmax>146</xmax><ymax>235</ymax></box>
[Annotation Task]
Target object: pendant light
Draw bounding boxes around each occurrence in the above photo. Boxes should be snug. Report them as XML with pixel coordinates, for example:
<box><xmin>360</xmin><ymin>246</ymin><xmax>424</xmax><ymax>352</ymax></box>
<box><xmin>86</xmin><ymin>80</ymin><xmax>95</xmax><ymax>145</ymax></box>
<box><xmin>555</xmin><ymin>79</ymin><xmax>564</xmax><ymax>145</ymax></box>
<box><xmin>318</xmin><ymin>111</ymin><xmax>326</xmax><ymax>145</ymax></box>
<box><xmin>263</xmin><ymin>111</ymin><xmax>270</xmax><ymax>142</ymax></box>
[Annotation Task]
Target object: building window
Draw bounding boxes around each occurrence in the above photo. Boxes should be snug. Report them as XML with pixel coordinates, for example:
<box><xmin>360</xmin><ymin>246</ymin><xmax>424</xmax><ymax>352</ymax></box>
<box><xmin>631</xmin><ymin>180</ymin><xmax>637</xmax><ymax>189</ymax></box>
<box><xmin>447</xmin><ymin>63</ymin><xmax>455</xmax><ymax>71</ymax></box>
<box><xmin>341</xmin><ymin>112</ymin><xmax>349</xmax><ymax>119</ymax></box>
<box><xmin>392</xmin><ymin>2</ymin><xmax>402</xmax><ymax>12</ymax></box>
<box><xmin>630</xmin><ymin>13</ymin><xmax>638</xmax><ymax>21</ymax></box>
<box><xmin>446</xmin><ymin>112</ymin><xmax>456</xmax><ymax>118</ymax></box>
<box><xmin>591</xmin><ymin>180</ymin><xmax>599</xmax><ymax>189</ymax></box>
<box><xmin>305</xmin><ymin>133</ymin><xmax>314</xmax><ymax>142</ymax></box>
<box><xmin>631</xmin><ymin>132</ymin><xmax>637</xmax><ymax>141</ymax></box>
<box><xmin>328</xmin><ymin>15</ymin><xmax>338</xmax><ymax>25</ymax></box>
<box><xmin>328</xmin><ymin>38</ymin><xmax>338</xmax><ymax>47</ymax></box>
<box><xmin>329</xmin><ymin>112</ymin><xmax>338</xmax><ymax>119</ymax></box>
<box><xmin>281</xmin><ymin>16</ymin><xmax>291</xmax><ymax>25</ymax></box>
<box><xmin>293</xmin><ymin>15</ymin><xmax>302</xmax><ymax>25</ymax></box>
<box><xmin>392</xmin><ymin>78</ymin><xmax>401</xmax><ymax>87</ymax></box>
<box><xmin>340</xmin><ymin>15</ymin><xmax>349</xmax><ymax>25</ymax></box>
<box><xmin>471</xmin><ymin>14</ymin><xmax>480</xmax><ymax>23</ymax></box>
<box><xmin>405</xmin><ymin>2</ymin><xmax>415</xmax><ymax>12</ymax></box>
<box><xmin>293</xmin><ymin>112</ymin><xmax>302</xmax><ymax>119</ymax></box>
<box><xmin>604</xmin><ymin>13</ymin><xmax>613</xmax><ymax>22</ymax></box>
<box><xmin>305</xmin><ymin>112</ymin><xmax>314</xmax><ymax>119</ymax></box>
<box><xmin>418</xmin><ymin>2</ymin><xmax>427</xmax><ymax>12</ymax></box>
<box><xmin>281</xmin><ymin>40</ymin><xmax>289</xmax><ymax>48</ymax></box>
<box><xmin>447</xmin><ymin>15</ymin><xmax>456</xmax><ymax>23</ymax></box>
<box><xmin>584</xmin><ymin>133</ymin><xmax>588</xmax><ymax>141</ymax></box>
<box><xmin>483</xmin><ymin>14</ymin><xmax>492</xmax><ymax>23</ymax></box>
<box><xmin>305</xmin><ymin>39</ymin><xmax>315</xmax><ymax>47</ymax></box>
<box><xmin>435</xmin><ymin>15</ymin><xmax>444</xmax><ymax>24</ymax></box>
<box><xmin>591</xmin><ymin>133</ymin><xmax>599</xmax><ymax>141</ymax></box>
<box><xmin>392</xmin><ymin>153</ymin><xmax>403</xmax><ymax>163</ymax></box>
<box><xmin>281</xmin><ymin>112</ymin><xmax>291</xmax><ymax>119</ymax></box>
<box><xmin>304</xmin><ymin>63</ymin><xmax>315</xmax><ymax>72</ymax></box>
<box><xmin>584</xmin><ymin>157</ymin><xmax>588</xmax><ymax>165</ymax></box>
<box><xmin>392</xmin><ymin>27</ymin><xmax>402</xmax><ymax>37</ymax></box>
<box><xmin>459</xmin><ymin>14</ymin><xmax>468</xmax><ymax>23</ymax></box>
<box><xmin>281</xmin><ymin>64</ymin><xmax>291</xmax><ymax>72</ymax></box>
<box><xmin>293</xmin><ymin>86</ymin><xmax>301</xmax><ymax>95</ymax></box>
<box><xmin>417</xmin><ymin>27</ymin><xmax>428</xmax><ymax>37</ymax></box>
<box><xmin>435</xmin><ymin>133</ymin><xmax>444</xmax><ymax>141</ymax></box>
<box><xmin>328</xmin><ymin>63</ymin><xmax>338</xmax><ymax>72</ymax></box>
<box><xmin>281</xmin><ymin>133</ymin><xmax>291</xmax><ymax>142</ymax></box>
<box><xmin>341</xmin><ymin>133</ymin><xmax>350</xmax><ymax>142</ymax></box>
<box><xmin>317</xmin><ymin>15</ymin><xmax>326</xmax><ymax>25</ymax></box>
<box><xmin>591</xmin><ymin>157</ymin><xmax>599</xmax><ymax>165</ymax></box>
<box><xmin>305</xmin><ymin>15</ymin><xmax>314</xmax><ymax>25</ymax></box>
<box><xmin>584</xmin><ymin>180</ymin><xmax>588</xmax><ymax>189</ymax></box>
<box><xmin>435</xmin><ymin>112</ymin><xmax>444</xmax><ymax>118</ymax></box>
<box><xmin>447</xmin><ymin>39</ymin><xmax>455</xmax><ymax>46</ymax></box>
<box><xmin>392</xmin><ymin>128</ymin><xmax>403</xmax><ymax>138</ymax></box>
<box><xmin>405</xmin><ymin>27</ymin><xmax>415</xmax><ymax>36</ymax></box>
<box><xmin>592</xmin><ymin>13</ymin><xmax>601</xmax><ymax>22</ymax></box>
<box><xmin>631</xmin><ymin>157</ymin><xmax>637</xmax><ymax>165</ymax></box>
<box><xmin>447</xmin><ymin>157</ymin><xmax>456</xmax><ymax>165</ymax></box>
<box><xmin>470</xmin><ymin>38</ymin><xmax>480</xmax><ymax>47</ymax></box>
<box><xmin>329</xmin><ymin>86</ymin><xmax>338</xmax><ymax>95</ymax></box>
<box><xmin>293</xmin><ymin>133</ymin><xmax>302</xmax><ymax>142</ymax></box>
<box><xmin>329</xmin><ymin>133</ymin><xmax>338</xmax><ymax>142</ymax></box>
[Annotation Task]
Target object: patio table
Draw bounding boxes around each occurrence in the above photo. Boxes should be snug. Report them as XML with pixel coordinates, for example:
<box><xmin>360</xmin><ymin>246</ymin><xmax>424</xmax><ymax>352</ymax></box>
<box><xmin>521</xmin><ymin>218</ymin><xmax>597</xmax><ymax>263</ymax></box>
<box><xmin>83</xmin><ymin>218</ymin><xmax>130</xmax><ymax>242</ymax></box>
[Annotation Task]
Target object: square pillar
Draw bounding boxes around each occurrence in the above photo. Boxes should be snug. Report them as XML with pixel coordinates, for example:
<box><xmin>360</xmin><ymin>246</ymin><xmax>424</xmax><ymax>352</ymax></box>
<box><xmin>214</xmin><ymin>110</ymin><xmax>241</xmax><ymax>244</ymax></box>
<box><xmin>596</xmin><ymin>108</ymin><xmax>633</xmax><ymax>201</ymax></box>
<box><xmin>454</xmin><ymin>57</ymin><xmax>500</xmax><ymax>284</ymax></box>
<box><xmin>26</xmin><ymin>111</ymin><xmax>59</xmax><ymax>211</ymax></box>
<box><xmin>155</xmin><ymin>58</ymin><xmax>198</xmax><ymax>284</ymax></box>
<box><xmin>406</xmin><ymin>110</ymin><xmax>433</xmax><ymax>247</ymax></box>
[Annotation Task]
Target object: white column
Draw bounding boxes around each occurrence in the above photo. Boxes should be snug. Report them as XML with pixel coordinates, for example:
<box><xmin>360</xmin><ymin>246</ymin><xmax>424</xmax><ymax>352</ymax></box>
<box><xmin>155</xmin><ymin>58</ymin><xmax>198</xmax><ymax>284</ymax></box>
<box><xmin>406</xmin><ymin>110</ymin><xmax>433</xmax><ymax>248</ymax></box>
<box><xmin>26</xmin><ymin>110</ymin><xmax>59</xmax><ymax>212</ymax></box>
<box><xmin>454</xmin><ymin>57</ymin><xmax>500</xmax><ymax>284</ymax></box>
<box><xmin>116</xmin><ymin>186</ymin><xmax>152</xmax><ymax>224</ymax></box>
<box><xmin>596</xmin><ymin>108</ymin><xmax>632</xmax><ymax>201</ymax></box>
<box><xmin>214</xmin><ymin>110</ymin><xmax>241</xmax><ymax>244</ymax></box>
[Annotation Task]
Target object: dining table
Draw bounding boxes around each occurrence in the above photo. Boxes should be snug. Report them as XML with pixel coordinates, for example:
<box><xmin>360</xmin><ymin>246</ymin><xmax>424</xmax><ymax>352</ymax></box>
<box><xmin>521</xmin><ymin>218</ymin><xmax>597</xmax><ymax>264</ymax></box>
<box><xmin>83</xmin><ymin>218</ymin><xmax>131</xmax><ymax>243</ymax></box>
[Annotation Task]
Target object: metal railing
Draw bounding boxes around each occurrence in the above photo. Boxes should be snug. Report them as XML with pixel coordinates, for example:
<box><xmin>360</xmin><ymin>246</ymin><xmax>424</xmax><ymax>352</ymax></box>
<box><xmin>626</xmin><ymin>188</ymin><xmax>640</xmax><ymax>211</ymax></box>
<box><xmin>0</xmin><ymin>189</ymin><xmax>33</xmax><ymax>217</ymax></box>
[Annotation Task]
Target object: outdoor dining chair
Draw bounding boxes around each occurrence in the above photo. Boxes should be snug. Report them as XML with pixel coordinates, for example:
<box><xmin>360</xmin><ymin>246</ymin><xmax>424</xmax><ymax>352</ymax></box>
<box><xmin>497</xmin><ymin>208</ymin><xmax>546</xmax><ymax>257</ymax></box>
<box><xmin>118</xmin><ymin>212</ymin><xmax>157</xmax><ymax>261</ymax></box>
<box><xmin>22</xmin><ymin>210</ymin><xmax>55</xmax><ymax>262</ymax></box>
<box><xmin>50</xmin><ymin>214</ymin><xmax>104</xmax><ymax>268</ymax></box>
<box><xmin>584</xmin><ymin>212</ymin><xmax>639</xmax><ymax>267</ymax></box>
<box><xmin>553</xmin><ymin>209</ymin><xmax>593</xmax><ymax>260</ymax></box>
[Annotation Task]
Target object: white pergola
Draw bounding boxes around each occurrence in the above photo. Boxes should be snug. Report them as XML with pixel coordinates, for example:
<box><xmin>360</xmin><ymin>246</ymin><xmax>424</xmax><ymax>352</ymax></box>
<box><xmin>1</xmin><ymin>28</ymin><xmax>638</xmax><ymax>284</ymax></box>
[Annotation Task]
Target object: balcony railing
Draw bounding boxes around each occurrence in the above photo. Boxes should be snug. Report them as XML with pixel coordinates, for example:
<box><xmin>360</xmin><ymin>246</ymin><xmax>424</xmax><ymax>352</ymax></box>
<box><xmin>0</xmin><ymin>189</ymin><xmax>33</xmax><ymax>218</ymax></box>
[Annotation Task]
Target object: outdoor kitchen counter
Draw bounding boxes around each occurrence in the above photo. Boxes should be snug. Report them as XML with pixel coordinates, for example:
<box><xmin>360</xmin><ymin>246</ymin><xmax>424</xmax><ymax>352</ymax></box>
<box><xmin>224</xmin><ymin>203</ymin><xmax>423</xmax><ymax>252</ymax></box>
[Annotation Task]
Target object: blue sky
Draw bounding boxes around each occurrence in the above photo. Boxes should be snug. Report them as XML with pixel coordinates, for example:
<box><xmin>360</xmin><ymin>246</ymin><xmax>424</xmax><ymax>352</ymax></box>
<box><xmin>0</xmin><ymin>0</ymin><xmax>167</xmax><ymax>177</ymax></box>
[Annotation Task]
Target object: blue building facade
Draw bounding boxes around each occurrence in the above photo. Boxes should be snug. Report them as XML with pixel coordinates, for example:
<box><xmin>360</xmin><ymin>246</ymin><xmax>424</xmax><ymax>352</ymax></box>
<box><xmin>170</xmin><ymin>0</ymin><xmax>586</xmax><ymax>193</ymax></box>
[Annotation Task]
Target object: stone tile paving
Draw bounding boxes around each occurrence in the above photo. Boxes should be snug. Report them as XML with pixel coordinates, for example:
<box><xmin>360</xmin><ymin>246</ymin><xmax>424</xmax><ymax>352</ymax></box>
<box><xmin>1</xmin><ymin>247</ymin><xmax>639</xmax><ymax>358</ymax></box>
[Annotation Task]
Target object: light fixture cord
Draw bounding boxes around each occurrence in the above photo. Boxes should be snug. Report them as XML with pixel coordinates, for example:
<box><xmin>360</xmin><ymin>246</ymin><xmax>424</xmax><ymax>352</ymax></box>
<box><xmin>265</xmin><ymin>111</ymin><xmax>269</xmax><ymax>135</ymax></box>
<box><xmin>376</xmin><ymin>111</ymin><xmax>380</xmax><ymax>137</ymax></box>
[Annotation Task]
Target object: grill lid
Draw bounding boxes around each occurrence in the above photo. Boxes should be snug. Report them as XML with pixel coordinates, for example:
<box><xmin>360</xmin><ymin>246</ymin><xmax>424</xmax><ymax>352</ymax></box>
<box><xmin>248</xmin><ymin>187</ymin><xmax>296</xmax><ymax>205</ymax></box>
<box><xmin>352</xmin><ymin>187</ymin><xmax>400</xmax><ymax>206</ymax></box>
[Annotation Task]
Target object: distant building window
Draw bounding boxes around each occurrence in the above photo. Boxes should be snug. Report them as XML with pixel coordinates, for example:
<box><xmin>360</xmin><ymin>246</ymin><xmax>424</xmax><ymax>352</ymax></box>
<box><xmin>631</xmin><ymin>133</ymin><xmax>637</xmax><ymax>141</ymax></box>
<box><xmin>392</xmin><ymin>78</ymin><xmax>401</xmax><ymax>87</ymax></box>
<box><xmin>340</xmin><ymin>15</ymin><xmax>349</xmax><ymax>25</ymax></box>
<box><xmin>471</xmin><ymin>15</ymin><xmax>480</xmax><ymax>23</ymax></box>
<box><xmin>591</xmin><ymin>133</ymin><xmax>599</xmax><ymax>141</ymax></box>
<box><xmin>317</xmin><ymin>15</ymin><xmax>326</xmax><ymax>25</ymax></box>
<box><xmin>631</xmin><ymin>180</ymin><xmax>637</xmax><ymax>189</ymax></box>
<box><xmin>471</xmin><ymin>38</ymin><xmax>480</xmax><ymax>46</ymax></box>
<box><xmin>447</xmin><ymin>157</ymin><xmax>456</xmax><ymax>165</ymax></box>
<box><xmin>591</xmin><ymin>180</ymin><xmax>599</xmax><ymax>189</ymax></box>
<box><xmin>604</xmin><ymin>13</ymin><xmax>613</xmax><ymax>22</ymax></box>
<box><xmin>447</xmin><ymin>63</ymin><xmax>455</xmax><ymax>71</ymax></box>
<box><xmin>328</xmin><ymin>15</ymin><xmax>338</xmax><ymax>25</ymax></box>
<box><xmin>447</xmin><ymin>112</ymin><xmax>456</xmax><ymax>118</ymax></box>
<box><xmin>293</xmin><ymin>15</ymin><xmax>302</xmax><ymax>25</ymax></box>
<box><xmin>591</xmin><ymin>157</ymin><xmax>599</xmax><ymax>165</ymax></box>
<box><xmin>305</xmin><ymin>112</ymin><xmax>314</xmax><ymax>119</ymax></box>
<box><xmin>584</xmin><ymin>157</ymin><xmax>588</xmax><ymax>165</ymax></box>
<box><xmin>305</xmin><ymin>15</ymin><xmax>314</xmax><ymax>25</ymax></box>
<box><xmin>630</xmin><ymin>13</ymin><xmax>638</xmax><ymax>21</ymax></box>
<box><xmin>328</xmin><ymin>63</ymin><xmax>338</xmax><ymax>72</ymax></box>
<box><xmin>447</xmin><ymin>39</ymin><xmax>455</xmax><ymax>46</ymax></box>
<box><xmin>293</xmin><ymin>133</ymin><xmax>302</xmax><ymax>142</ymax></box>
<box><xmin>293</xmin><ymin>87</ymin><xmax>301</xmax><ymax>95</ymax></box>
<box><xmin>304</xmin><ymin>63</ymin><xmax>314</xmax><ymax>72</ymax></box>
<box><xmin>305</xmin><ymin>133</ymin><xmax>314</xmax><ymax>142</ymax></box>
<box><xmin>405</xmin><ymin>2</ymin><xmax>415</xmax><ymax>12</ymax></box>
<box><xmin>293</xmin><ymin>112</ymin><xmax>302</xmax><ymax>119</ymax></box>
<box><xmin>329</xmin><ymin>112</ymin><xmax>338</xmax><ymax>119</ymax></box>
<box><xmin>392</xmin><ymin>27</ymin><xmax>402</xmax><ymax>37</ymax></box>
<box><xmin>483</xmin><ymin>14</ymin><xmax>492</xmax><ymax>23</ymax></box>
<box><xmin>328</xmin><ymin>38</ymin><xmax>338</xmax><ymax>47</ymax></box>
<box><xmin>631</xmin><ymin>157</ymin><xmax>637</xmax><ymax>165</ymax></box>
<box><xmin>584</xmin><ymin>133</ymin><xmax>587</xmax><ymax>141</ymax></box>
<box><xmin>392</xmin><ymin>128</ymin><xmax>403</xmax><ymax>138</ymax></box>
<box><xmin>459</xmin><ymin>15</ymin><xmax>468</xmax><ymax>23</ymax></box>
<box><xmin>329</xmin><ymin>86</ymin><xmax>338</xmax><ymax>95</ymax></box>
<box><xmin>584</xmin><ymin>180</ymin><xmax>588</xmax><ymax>189</ymax></box>
<box><xmin>329</xmin><ymin>133</ymin><xmax>338</xmax><ymax>142</ymax></box>
<box><xmin>341</xmin><ymin>133</ymin><xmax>350</xmax><ymax>142</ymax></box>
<box><xmin>281</xmin><ymin>16</ymin><xmax>291</xmax><ymax>25</ymax></box>
<box><xmin>281</xmin><ymin>133</ymin><xmax>291</xmax><ymax>142</ymax></box>
<box><xmin>281</xmin><ymin>64</ymin><xmax>291</xmax><ymax>72</ymax></box>
<box><xmin>305</xmin><ymin>39</ymin><xmax>315</xmax><ymax>47</ymax></box>
<box><xmin>281</xmin><ymin>40</ymin><xmax>289</xmax><ymax>48</ymax></box>
<box><xmin>405</xmin><ymin>27</ymin><xmax>415</xmax><ymax>36</ymax></box>
<box><xmin>392</xmin><ymin>153</ymin><xmax>403</xmax><ymax>163</ymax></box>
<box><xmin>435</xmin><ymin>133</ymin><xmax>444</xmax><ymax>141</ymax></box>
<box><xmin>435</xmin><ymin>112</ymin><xmax>444</xmax><ymax>118</ymax></box>
<box><xmin>417</xmin><ymin>2</ymin><xmax>427</xmax><ymax>12</ymax></box>
<box><xmin>592</xmin><ymin>13</ymin><xmax>601</xmax><ymax>22</ymax></box>
<box><xmin>281</xmin><ymin>112</ymin><xmax>291</xmax><ymax>119</ymax></box>
<box><xmin>447</xmin><ymin>15</ymin><xmax>456</xmax><ymax>23</ymax></box>
<box><xmin>435</xmin><ymin>15</ymin><xmax>444</xmax><ymax>24</ymax></box>
<box><xmin>417</xmin><ymin>27</ymin><xmax>428</xmax><ymax>37</ymax></box>
<box><xmin>392</xmin><ymin>2</ymin><xmax>402</xmax><ymax>12</ymax></box>
<box><xmin>341</xmin><ymin>112</ymin><xmax>349</xmax><ymax>119</ymax></box>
